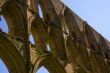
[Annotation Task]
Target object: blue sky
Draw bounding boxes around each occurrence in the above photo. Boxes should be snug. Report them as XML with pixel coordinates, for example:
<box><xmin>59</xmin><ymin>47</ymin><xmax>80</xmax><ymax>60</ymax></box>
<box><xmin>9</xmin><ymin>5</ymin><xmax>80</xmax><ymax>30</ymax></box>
<box><xmin>0</xmin><ymin>60</ymin><xmax>9</xmax><ymax>73</ymax></box>
<box><xmin>0</xmin><ymin>0</ymin><xmax>110</xmax><ymax>73</ymax></box>
<box><xmin>63</xmin><ymin>0</ymin><xmax>110</xmax><ymax>41</ymax></box>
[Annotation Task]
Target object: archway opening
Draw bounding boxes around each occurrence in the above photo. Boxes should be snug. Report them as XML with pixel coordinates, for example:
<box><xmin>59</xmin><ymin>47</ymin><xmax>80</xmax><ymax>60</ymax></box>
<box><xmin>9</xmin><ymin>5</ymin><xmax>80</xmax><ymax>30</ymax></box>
<box><xmin>36</xmin><ymin>66</ymin><xmax>49</xmax><ymax>73</ymax></box>
<box><xmin>29</xmin><ymin>34</ymin><xmax>35</xmax><ymax>45</ymax></box>
<box><xmin>0</xmin><ymin>15</ymin><xmax>9</xmax><ymax>72</ymax></box>
<box><xmin>0</xmin><ymin>15</ymin><xmax>8</xmax><ymax>33</ymax></box>
<box><xmin>38</xmin><ymin>4</ymin><xmax>43</xmax><ymax>18</ymax></box>
<box><xmin>0</xmin><ymin>59</ymin><xmax>9</xmax><ymax>73</ymax></box>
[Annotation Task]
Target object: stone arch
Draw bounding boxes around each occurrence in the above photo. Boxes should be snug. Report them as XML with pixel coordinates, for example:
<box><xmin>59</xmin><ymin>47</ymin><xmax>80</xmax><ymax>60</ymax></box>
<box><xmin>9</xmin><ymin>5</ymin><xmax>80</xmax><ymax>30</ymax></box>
<box><xmin>32</xmin><ymin>54</ymin><xmax>66</xmax><ymax>73</ymax></box>
<box><xmin>1</xmin><ymin>0</ymin><xmax>26</xmax><ymax>37</ymax></box>
<box><xmin>30</xmin><ymin>17</ymin><xmax>47</xmax><ymax>50</ymax></box>
<box><xmin>0</xmin><ymin>33</ymin><xmax>26</xmax><ymax>73</ymax></box>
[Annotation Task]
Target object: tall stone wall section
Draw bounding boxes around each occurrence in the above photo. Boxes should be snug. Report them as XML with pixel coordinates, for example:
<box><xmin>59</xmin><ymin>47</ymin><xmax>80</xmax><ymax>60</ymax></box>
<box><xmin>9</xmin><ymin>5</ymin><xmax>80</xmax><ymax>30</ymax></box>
<box><xmin>0</xmin><ymin>0</ymin><xmax>110</xmax><ymax>73</ymax></box>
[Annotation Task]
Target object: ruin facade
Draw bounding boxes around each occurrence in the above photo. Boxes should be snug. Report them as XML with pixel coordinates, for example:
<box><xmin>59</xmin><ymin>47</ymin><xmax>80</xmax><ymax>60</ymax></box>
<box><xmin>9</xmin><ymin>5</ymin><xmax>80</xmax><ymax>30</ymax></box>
<box><xmin>0</xmin><ymin>0</ymin><xmax>110</xmax><ymax>73</ymax></box>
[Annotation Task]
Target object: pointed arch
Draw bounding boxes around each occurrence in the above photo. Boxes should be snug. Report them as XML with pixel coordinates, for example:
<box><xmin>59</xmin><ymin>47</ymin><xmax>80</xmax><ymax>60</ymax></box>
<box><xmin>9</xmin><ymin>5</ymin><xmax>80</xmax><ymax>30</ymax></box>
<box><xmin>32</xmin><ymin>54</ymin><xmax>66</xmax><ymax>73</ymax></box>
<box><xmin>0</xmin><ymin>0</ymin><xmax>27</xmax><ymax>38</ymax></box>
<box><xmin>30</xmin><ymin>17</ymin><xmax>47</xmax><ymax>50</ymax></box>
<box><xmin>0</xmin><ymin>33</ymin><xmax>26</xmax><ymax>73</ymax></box>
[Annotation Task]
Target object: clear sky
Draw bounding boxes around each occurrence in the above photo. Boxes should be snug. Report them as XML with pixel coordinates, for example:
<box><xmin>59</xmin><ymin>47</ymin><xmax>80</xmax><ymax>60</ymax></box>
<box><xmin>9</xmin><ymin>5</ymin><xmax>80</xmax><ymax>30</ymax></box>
<box><xmin>0</xmin><ymin>0</ymin><xmax>110</xmax><ymax>73</ymax></box>
<box><xmin>63</xmin><ymin>0</ymin><xmax>110</xmax><ymax>41</ymax></box>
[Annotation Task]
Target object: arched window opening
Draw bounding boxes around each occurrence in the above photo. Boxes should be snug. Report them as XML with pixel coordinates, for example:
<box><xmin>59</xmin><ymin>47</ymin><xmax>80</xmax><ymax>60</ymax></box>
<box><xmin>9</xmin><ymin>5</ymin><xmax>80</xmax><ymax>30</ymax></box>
<box><xmin>0</xmin><ymin>15</ymin><xmax>8</xmax><ymax>33</ymax></box>
<box><xmin>29</xmin><ymin>34</ymin><xmax>35</xmax><ymax>45</ymax></box>
<box><xmin>46</xmin><ymin>44</ymin><xmax>51</xmax><ymax>51</ymax></box>
<box><xmin>0</xmin><ymin>59</ymin><xmax>9</xmax><ymax>73</ymax></box>
<box><xmin>38</xmin><ymin>5</ymin><xmax>43</xmax><ymax>18</ymax></box>
<box><xmin>36</xmin><ymin>66</ymin><xmax>49</xmax><ymax>73</ymax></box>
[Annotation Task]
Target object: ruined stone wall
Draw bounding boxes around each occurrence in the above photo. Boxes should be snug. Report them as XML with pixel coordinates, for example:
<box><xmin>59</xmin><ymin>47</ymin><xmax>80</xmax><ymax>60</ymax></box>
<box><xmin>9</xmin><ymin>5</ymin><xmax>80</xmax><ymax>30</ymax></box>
<box><xmin>0</xmin><ymin>0</ymin><xmax>110</xmax><ymax>73</ymax></box>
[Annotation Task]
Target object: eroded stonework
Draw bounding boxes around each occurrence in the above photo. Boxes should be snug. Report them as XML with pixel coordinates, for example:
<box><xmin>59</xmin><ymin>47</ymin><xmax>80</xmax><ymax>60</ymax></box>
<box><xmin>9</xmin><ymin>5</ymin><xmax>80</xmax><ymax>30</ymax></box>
<box><xmin>0</xmin><ymin>0</ymin><xmax>110</xmax><ymax>73</ymax></box>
